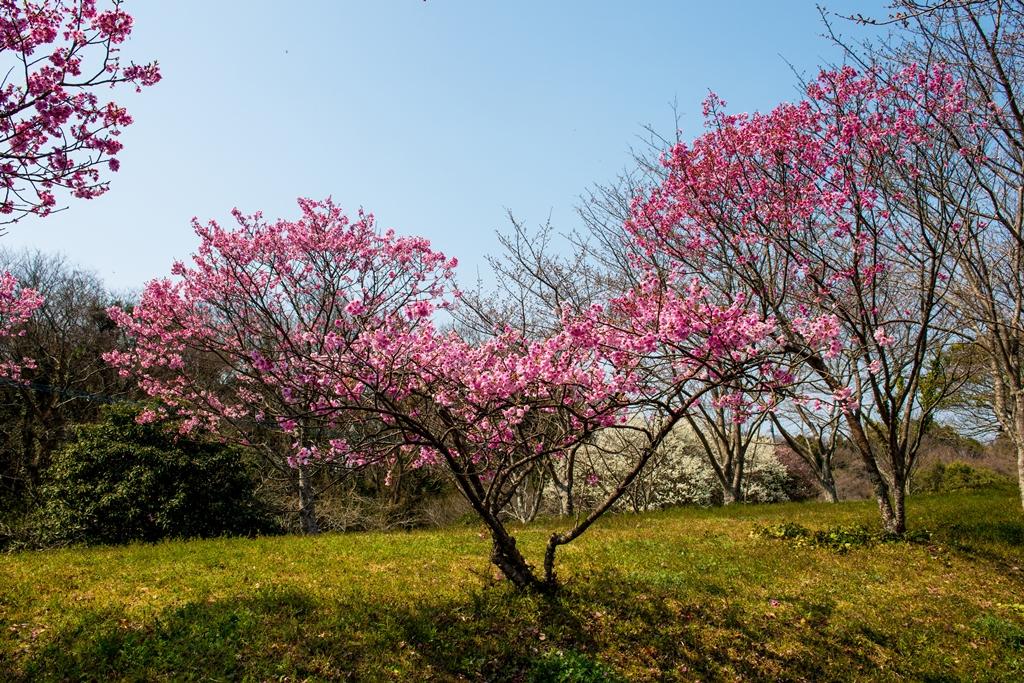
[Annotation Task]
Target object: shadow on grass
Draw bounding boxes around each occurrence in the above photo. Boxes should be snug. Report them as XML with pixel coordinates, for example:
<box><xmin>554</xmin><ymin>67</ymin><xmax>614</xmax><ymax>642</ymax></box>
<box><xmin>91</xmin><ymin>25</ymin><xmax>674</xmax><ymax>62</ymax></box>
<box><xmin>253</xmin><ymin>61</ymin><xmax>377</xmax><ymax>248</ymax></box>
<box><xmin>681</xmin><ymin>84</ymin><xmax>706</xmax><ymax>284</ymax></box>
<box><xmin>933</xmin><ymin>519</ymin><xmax>1024</xmax><ymax>569</ymax></box>
<box><xmin>6</xmin><ymin>570</ymin><xmax>948</xmax><ymax>683</ymax></box>
<box><xmin>941</xmin><ymin>520</ymin><xmax>1024</xmax><ymax>547</ymax></box>
<box><xmin>12</xmin><ymin>586</ymin><xmax>596</xmax><ymax>682</ymax></box>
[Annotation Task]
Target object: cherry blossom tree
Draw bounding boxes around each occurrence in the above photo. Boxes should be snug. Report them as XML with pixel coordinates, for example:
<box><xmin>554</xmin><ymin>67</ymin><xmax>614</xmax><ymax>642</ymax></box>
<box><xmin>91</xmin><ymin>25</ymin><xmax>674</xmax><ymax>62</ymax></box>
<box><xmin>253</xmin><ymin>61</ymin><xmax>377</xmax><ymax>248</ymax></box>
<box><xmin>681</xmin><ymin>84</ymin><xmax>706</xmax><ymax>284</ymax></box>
<box><xmin>830</xmin><ymin>0</ymin><xmax>1024</xmax><ymax>507</ymax></box>
<box><xmin>0</xmin><ymin>270</ymin><xmax>42</xmax><ymax>380</ymax></box>
<box><xmin>106</xmin><ymin>198</ymin><xmax>458</xmax><ymax>534</ymax></box>
<box><xmin>627</xmin><ymin>66</ymin><xmax>971</xmax><ymax>534</ymax></box>
<box><xmin>0</xmin><ymin>0</ymin><xmax>160</xmax><ymax>228</ymax></box>
<box><xmin>109</xmin><ymin>196</ymin><xmax>785</xmax><ymax>590</ymax></box>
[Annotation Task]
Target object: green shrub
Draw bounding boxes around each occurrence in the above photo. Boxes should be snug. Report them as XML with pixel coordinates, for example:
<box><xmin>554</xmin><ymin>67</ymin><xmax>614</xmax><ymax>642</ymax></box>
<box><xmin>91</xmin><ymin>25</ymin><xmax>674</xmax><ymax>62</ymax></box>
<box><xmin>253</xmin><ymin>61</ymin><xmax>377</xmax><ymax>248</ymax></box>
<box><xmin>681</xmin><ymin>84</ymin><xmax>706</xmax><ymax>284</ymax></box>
<box><xmin>753</xmin><ymin>522</ymin><xmax>931</xmax><ymax>552</ymax></box>
<box><xmin>34</xmin><ymin>404</ymin><xmax>278</xmax><ymax>546</ymax></box>
<box><xmin>913</xmin><ymin>461</ymin><xmax>1013</xmax><ymax>494</ymax></box>
<box><xmin>529</xmin><ymin>650</ymin><xmax>622</xmax><ymax>682</ymax></box>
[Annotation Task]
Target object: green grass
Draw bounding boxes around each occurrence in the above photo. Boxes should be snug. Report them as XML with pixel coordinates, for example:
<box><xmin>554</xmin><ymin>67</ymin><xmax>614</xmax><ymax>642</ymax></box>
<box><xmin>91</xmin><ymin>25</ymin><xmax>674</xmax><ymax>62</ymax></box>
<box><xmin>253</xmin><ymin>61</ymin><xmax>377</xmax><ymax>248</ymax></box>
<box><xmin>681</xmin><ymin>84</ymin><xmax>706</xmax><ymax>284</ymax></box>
<box><xmin>2</xmin><ymin>491</ymin><xmax>1023</xmax><ymax>681</ymax></box>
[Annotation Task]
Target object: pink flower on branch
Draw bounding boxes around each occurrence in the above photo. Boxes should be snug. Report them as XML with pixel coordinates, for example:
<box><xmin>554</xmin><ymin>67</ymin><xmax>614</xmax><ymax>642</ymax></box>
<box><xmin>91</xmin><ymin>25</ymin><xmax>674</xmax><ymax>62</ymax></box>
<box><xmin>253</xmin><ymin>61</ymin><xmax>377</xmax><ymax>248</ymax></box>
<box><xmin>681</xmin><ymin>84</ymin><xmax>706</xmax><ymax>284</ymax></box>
<box><xmin>0</xmin><ymin>271</ymin><xmax>44</xmax><ymax>381</ymax></box>
<box><xmin>0</xmin><ymin>0</ymin><xmax>160</xmax><ymax>226</ymax></box>
<box><xmin>106</xmin><ymin>197</ymin><xmax>459</xmax><ymax>467</ymax></box>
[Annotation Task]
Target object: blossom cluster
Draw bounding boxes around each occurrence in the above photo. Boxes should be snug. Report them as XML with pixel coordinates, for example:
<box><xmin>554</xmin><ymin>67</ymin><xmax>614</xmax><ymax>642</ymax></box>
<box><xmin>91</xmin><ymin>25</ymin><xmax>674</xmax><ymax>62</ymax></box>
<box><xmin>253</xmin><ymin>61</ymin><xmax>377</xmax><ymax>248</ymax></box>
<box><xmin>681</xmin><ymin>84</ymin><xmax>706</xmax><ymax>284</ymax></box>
<box><xmin>625</xmin><ymin>65</ymin><xmax>967</xmax><ymax>411</ymax></box>
<box><xmin>0</xmin><ymin>271</ymin><xmax>43</xmax><ymax>380</ymax></box>
<box><xmin>0</xmin><ymin>0</ymin><xmax>160</xmax><ymax>223</ymax></box>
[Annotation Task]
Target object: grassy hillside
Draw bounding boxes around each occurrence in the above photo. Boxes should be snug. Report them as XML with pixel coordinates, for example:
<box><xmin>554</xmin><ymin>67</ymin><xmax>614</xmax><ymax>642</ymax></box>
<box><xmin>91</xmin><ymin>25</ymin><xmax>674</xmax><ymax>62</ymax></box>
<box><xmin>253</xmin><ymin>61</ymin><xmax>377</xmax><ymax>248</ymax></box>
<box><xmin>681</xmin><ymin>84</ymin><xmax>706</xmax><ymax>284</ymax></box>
<box><xmin>2</xmin><ymin>491</ymin><xmax>1023</xmax><ymax>681</ymax></box>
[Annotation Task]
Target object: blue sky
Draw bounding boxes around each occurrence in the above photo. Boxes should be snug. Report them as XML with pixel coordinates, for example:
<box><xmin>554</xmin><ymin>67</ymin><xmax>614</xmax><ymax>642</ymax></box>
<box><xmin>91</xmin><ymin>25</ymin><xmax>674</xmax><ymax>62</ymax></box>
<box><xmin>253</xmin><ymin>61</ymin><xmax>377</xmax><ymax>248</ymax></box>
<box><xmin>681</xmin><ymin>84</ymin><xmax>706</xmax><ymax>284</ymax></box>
<box><xmin>4</xmin><ymin>0</ymin><xmax>886</xmax><ymax>292</ymax></box>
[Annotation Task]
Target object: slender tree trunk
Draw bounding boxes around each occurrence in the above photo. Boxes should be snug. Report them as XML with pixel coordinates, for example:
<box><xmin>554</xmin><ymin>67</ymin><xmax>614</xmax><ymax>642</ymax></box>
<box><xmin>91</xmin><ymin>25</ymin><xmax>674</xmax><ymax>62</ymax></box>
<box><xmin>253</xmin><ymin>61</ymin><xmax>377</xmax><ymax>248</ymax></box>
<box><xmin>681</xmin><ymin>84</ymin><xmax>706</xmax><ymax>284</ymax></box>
<box><xmin>1015</xmin><ymin>398</ymin><xmax>1024</xmax><ymax>510</ymax></box>
<box><xmin>546</xmin><ymin>455</ymin><xmax>575</xmax><ymax>516</ymax></box>
<box><xmin>1016</xmin><ymin>439</ymin><xmax>1024</xmax><ymax>511</ymax></box>
<box><xmin>557</xmin><ymin>487</ymin><xmax>573</xmax><ymax>516</ymax></box>
<box><xmin>297</xmin><ymin>466</ymin><xmax>319</xmax><ymax>535</ymax></box>
<box><xmin>527</xmin><ymin>481</ymin><xmax>543</xmax><ymax>523</ymax></box>
<box><xmin>891</xmin><ymin>483</ymin><xmax>907</xmax><ymax>536</ymax></box>
<box><xmin>562</xmin><ymin>452</ymin><xmax>575</xmax><ymax>516</ymax></box>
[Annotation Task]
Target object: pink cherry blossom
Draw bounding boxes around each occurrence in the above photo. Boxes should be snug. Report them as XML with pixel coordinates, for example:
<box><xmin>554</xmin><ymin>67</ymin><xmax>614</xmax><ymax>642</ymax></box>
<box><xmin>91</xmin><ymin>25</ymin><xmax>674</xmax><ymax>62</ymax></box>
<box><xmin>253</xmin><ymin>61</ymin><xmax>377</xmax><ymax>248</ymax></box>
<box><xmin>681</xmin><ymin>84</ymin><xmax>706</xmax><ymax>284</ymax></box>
<box><xmin>0</xmin><ymin>271</ymin><xmax>43</xmax><ymax>380</ymax></box>
<box><xmin>0</xmin><ymin>1</ymin><xmax>160</xmax><ymax>225</ymax></box>
<box><xmin>873</xmin><ymin>326</ymin><xmax>895</xmax><ymax>348</ymax></box>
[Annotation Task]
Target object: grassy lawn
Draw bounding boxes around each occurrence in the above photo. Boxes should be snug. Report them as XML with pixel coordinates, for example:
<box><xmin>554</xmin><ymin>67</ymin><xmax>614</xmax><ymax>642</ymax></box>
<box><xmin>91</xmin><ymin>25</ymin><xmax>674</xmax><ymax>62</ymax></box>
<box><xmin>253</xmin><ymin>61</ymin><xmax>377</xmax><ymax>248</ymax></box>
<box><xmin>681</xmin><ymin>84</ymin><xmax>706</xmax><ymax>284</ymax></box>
<box><xmin>2</xmin><ymin>490</ymin><xmax>1023</xmax><ymax>681</ymax></box>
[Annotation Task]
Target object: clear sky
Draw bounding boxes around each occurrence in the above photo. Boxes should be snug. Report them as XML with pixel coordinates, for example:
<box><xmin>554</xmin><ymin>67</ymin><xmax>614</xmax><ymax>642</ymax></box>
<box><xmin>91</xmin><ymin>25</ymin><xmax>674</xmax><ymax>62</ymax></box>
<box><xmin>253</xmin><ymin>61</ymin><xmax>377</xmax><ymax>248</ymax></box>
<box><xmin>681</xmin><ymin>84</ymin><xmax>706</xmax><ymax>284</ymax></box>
<box><xmin>3</xmin><ymin>0</ymin><xmax>887</xmax><ymax>292</ymax></box>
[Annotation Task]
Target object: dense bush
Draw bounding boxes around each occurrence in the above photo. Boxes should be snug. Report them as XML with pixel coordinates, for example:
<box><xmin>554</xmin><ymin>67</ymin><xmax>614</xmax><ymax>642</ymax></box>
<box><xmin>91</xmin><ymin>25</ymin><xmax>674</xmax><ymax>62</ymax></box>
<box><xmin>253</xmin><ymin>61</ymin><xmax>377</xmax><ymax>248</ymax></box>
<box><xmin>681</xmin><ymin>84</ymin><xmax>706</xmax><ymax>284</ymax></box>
<box><xmin>33</xmin><ymin>405</ymin><xmax>278</xmax><ymax>546</ymax></box>
<box><xmin>912</xmin><ymin>461</ymin><xmax>1014</xmax><ymax>495</ymax></box>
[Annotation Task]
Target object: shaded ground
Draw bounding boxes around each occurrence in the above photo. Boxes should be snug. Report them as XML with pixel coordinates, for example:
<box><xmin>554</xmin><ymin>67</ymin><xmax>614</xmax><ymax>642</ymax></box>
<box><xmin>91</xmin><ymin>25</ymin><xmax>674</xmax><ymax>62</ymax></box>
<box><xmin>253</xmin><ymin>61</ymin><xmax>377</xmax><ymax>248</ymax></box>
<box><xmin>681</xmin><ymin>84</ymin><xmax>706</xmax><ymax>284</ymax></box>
<box><xmin>2</xmin><ymin>490</ymin><xmax>1022</xmax><ymax>681</ymax></box>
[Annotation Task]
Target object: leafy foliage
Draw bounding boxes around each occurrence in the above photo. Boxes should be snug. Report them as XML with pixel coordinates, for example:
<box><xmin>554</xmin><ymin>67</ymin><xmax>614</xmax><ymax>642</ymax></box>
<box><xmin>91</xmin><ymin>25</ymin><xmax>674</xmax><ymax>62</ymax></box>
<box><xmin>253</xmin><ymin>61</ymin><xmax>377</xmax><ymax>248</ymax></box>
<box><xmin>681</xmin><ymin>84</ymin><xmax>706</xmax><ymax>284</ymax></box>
<box><xmin>913</xmin><ymin>461</ymin><xmax>1014</xmax><ymax>494</ymax></box>
<box><xmin>33</xmin><ymin>404</ymin><xmax>277</xmax><ymax>546</ymax></box>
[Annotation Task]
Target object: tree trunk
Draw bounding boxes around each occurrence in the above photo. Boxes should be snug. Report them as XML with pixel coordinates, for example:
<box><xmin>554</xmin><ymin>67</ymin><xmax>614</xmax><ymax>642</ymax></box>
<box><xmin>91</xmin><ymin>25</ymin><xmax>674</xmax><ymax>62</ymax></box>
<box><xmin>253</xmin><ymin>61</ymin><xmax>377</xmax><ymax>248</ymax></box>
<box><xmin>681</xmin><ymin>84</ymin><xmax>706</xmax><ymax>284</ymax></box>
<box><xmin>1016</xmin><ymin>439</ymin><xmax>1024</xmax><ymax>511</ymax></box>
<box><xmin>722</xmin><ymin>485</ymin><xmax>738</xmax><ymax>505</ymax></box>
<box><xmin>841</xmin><ymin>409</ymin><xmax>900</xmax><ymax>533</ymax></box>
<box><xmin>546</xmin><ymin>457</ymin><xmax>575</xmax><ymax>516</ymax></box>
<box><xmin>822</xmin><ymin>479</ymin><xmax>839</xmax><ymax>504</ymax></box>
<box><xmin>819</xmin><ymin>466</ymin><xmax>839</xmax><ymax>503</ymax></box>
<box><xmin>526</xmin><ymin>481</ymin><xmax>543</xmax><ymax>523</ymax></box>
<box><xmin>560</xmin><ymin>484</ymin><xmax>574</xmax><ymax>516</ymax></box>
<box><xmin>1015</xmin><ymin>398</ymin><xmax>1024</xmax><ymax>510</ymax></box>
<box><xmin>874</xmin><ymin>484</ymin><xmax>901</xmax><ymax>535</ymax></box>
<box><xmin>297</xmin><ymin>466</ymin><xmax>319</xmax><ymax>535</ymax></box>
<box><xmin>561</xmin><ymin>452</ymin><xmax>575</xmax><ymax>516</ymax></box>
<box><xmin>491</xmin><ymin>528</ymin><xmax>545</xmax><ymax>591</ymax></box>
<box><xmin>890</xmin><ymin>483</ymin><xmax>906</xmax><ymax>536</ymax></box>
<box><xmin>1011</xmin><ymin>393</ymin><xmax>1024</xmax><ymax>509</ymax></box>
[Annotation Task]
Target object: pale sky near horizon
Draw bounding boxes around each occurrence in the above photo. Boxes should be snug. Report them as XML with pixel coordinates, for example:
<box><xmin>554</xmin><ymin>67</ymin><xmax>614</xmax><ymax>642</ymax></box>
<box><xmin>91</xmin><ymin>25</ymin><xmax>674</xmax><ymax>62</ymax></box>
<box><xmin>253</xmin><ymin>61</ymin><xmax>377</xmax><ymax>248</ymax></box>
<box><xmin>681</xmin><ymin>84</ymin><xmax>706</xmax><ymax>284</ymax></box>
<box><xmin>3</xmin><ymin>0</ymin><xmax>888</xmax><ymax>293</ymax></box>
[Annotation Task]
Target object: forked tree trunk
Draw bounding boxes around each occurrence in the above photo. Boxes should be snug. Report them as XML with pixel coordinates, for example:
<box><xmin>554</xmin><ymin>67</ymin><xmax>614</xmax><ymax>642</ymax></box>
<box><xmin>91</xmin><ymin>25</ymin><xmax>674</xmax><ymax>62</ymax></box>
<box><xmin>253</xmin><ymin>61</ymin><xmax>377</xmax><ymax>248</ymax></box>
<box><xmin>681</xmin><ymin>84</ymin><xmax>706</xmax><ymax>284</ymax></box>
<box><xmin>817</xmin><ymin>457</ymin><xmax>839</xmax><ymax>502</ymax></box>
<box><xmin>490</xmin><ymin>527</ymin><xmax>546</xmax><ymax>591</ymax></box>
<box><xmin>822</xmin><ymin>477</ymin><xmax>839</xmax><ymax>504</ymax></box>
<box><xmin>722</xmin><ymin>485</ymin><xmax>739</xmax><ymax>505</ymax></box>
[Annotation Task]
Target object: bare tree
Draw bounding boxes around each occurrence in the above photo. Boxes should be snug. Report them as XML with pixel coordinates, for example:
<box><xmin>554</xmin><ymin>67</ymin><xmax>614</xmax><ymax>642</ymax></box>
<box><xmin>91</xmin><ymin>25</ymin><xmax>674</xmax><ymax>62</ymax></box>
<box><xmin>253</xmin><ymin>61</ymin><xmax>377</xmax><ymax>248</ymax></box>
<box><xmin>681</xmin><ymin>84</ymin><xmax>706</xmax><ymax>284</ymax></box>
<box><xmin>770</xmin><ymin>394</ymin><xmax>845</xmax><ymax>502</ymax></box>
<box><xmin>683</xmin><ymin>382</ymin><xmax>774</xmax><ymax>505</ymax></box>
